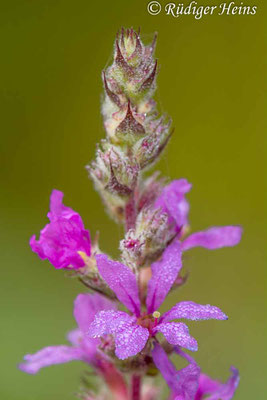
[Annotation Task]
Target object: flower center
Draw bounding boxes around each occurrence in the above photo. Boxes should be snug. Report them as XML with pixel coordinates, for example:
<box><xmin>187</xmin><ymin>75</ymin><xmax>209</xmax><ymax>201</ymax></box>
<box><xmin>125</xmin><ymin>239</ymin><xmax>140</xmax><ymax>249</ymax></box>
<box><xmin>137</xmin><ymin>311</ymin><xmax>161</xmax><ymax>333</ymax></box>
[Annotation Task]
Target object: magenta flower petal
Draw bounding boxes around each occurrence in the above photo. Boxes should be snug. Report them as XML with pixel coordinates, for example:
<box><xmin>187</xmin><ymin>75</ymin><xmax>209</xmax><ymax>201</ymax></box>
<box><xmin>146</xmin><ymin>241</ymin><xmax>182</xmax><ymax>313</ymax></box>
<box><xmin>96</xmin><ymin>254</ymin><xmax>141</xmax><ymax>316</ymax></box>
<box><xmin>72</xmin><ymin>293</ymin><xmax>117</xmax><ymax>363</ymax></box>
<box><xmin>154</xmin><ymin>322</ymin><xmax>198</xmax><ymax>351</ymax></box>
<box><xmin>66</xmin><ymin>329</ymin><xmax>83</xmax><ymax>346</ymax></box>
<box><xmin>87</xmin><ymin>310</ymin><xmax>149</xmax><ymax>360</ymax></box>
<box><xmin>174</xmin><ymin>363</ymin><xmax>201</xmax><ymax>400</ymax></box>
<box><xmin>153</xmin><ymin>345</ymin><xmax>239</xmax><ymax>400</ymax></box>
<box><xmin>48</xmin><ymin>190</ymin><xmax>77</xmax><ymax>220</ymax></box>
<box><xmin>152</xmin><ymin>343</ymin><xmax>200</xmax><ymax>397</ymax></box>
<box><xmin>18</xmin><ymin>346</ymin><xmax>83</xmax><ymax>374</ymax></box>
<box><xmin>182</xmin><ymin>226</ymin><xmax>242</xmax><ymax>251</ymax></box>
<box><xmin>155</xmin><ymin>179</ymin><xmax>192</xmax><ymax>233</ymax></box>
<box><xmin>30</xmin><ymin>190</ymin><xmax>91</xmax><ymax>269</ymax></box>
<box><xmin>152</xmin><ymin>343</ymin><xmax>179</xmax><ymax>393</ymax></box>
<box><xmin>195</xmin><ymin>375</ymin><xmax>220</xmax><ymax>400</ymax></box>
<box><xmin>87</xmin><ymin>310</ymin><xmax>135</xmax><ymax>338</ymax></box>
<box><xmin>74</xmin><ymin>293</ymin><xmax>116</xmax><ymax>333</ymax></box>
<box><xmin>115</xmin><ymin>325</ymin><xmax>149</xmax><ymax>359</ymax></box>
<box><xmin>161</xmin><ymin>301</ymin><xmax>228</xmax><ymax>323</ymax></box>
<box><xmin>196</xmin><ymin>367</ymin><xmax>239</xmax><ymax>400</ymax></box>
<box><xmin>66</xmin><ymin>329</ymin><xmax>98</xmax><ymax>365</ymax></box>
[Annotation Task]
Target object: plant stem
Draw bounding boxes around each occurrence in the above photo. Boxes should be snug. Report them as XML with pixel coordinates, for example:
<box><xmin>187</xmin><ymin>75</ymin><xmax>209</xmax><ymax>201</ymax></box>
<box><xmin>131</xmin><ymin>374</ymin><xmax>141</xmax><ymax>400</ymax></box>
<box><xmin>125</xmin><ymin>195</ymin><xmax>136</xmax><ymax>231</ymax></box>
<box><xmin>99</xmin><ymin>361</ymin><xmax>128</xmax><ymax>400</ymax></box>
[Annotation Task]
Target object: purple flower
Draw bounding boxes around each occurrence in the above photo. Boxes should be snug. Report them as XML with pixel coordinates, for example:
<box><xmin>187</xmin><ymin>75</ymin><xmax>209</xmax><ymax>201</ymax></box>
<box><xmin>152</xmin><ymin>343</ymin><xmax>200</xmax><ymax>400</ymax></box>
<box><xmin>30</xmin><ymin>190</ymin><xmax>91</xmax><ymax>269</ymax></box>
<box><xmin>155</xmin><ymin>179</ymin><xmax>242</xmax><ymax>250</ymax></box>
<box><xmin>19</xmin><ymin>293</ymin><xmax>116</xmax><ymax>374</ymax></box>
<box><xmin>152</xmin><ymin>343</ymin><xmax>239</xmax><ymax>400</ymax></box>
<box><xmin>87</xmin><ymin>247</ymin><xmax>227</xmax><ymax>360</ymax></box>
<box><xmin>154</xmin><ymin>179</ymin><xmax>192</xmax><ymax>235</ymax></box>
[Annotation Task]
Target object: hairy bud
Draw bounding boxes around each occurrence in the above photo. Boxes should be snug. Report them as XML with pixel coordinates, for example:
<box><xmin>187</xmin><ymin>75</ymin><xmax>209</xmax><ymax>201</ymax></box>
<box><xmin>120</xmin><ymin>207</ymin><xmax>174</xmax><ymax>268</ymax></box>
<box><xmin>90</xmin><ymin>28</ymin><xmax>172</xmax><ymax>226</ymax></box>
<box><xmin>88</xmin><ymin>144</ymin><xmax>139</xmax><ymax>222</ymax></box>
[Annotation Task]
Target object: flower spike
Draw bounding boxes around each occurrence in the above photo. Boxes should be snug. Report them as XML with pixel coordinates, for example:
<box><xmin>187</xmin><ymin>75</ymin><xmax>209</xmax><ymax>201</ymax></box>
<box><xmin>22</xmin><ymin>28</ymin><xmax>242</xmax><ymax>400</ymax></box>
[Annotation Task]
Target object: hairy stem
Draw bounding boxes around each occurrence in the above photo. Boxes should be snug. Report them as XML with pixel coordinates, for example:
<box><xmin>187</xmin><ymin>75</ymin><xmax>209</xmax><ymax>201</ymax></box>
<box><xmin>131</xmin><ymin>374</ymin><xmax>141</xmax><ymax>400</ymax></box>
<box><xmin>125</xmin><ymin>195</ymin><xmax>136</xmax><ymax>231</ymax></box>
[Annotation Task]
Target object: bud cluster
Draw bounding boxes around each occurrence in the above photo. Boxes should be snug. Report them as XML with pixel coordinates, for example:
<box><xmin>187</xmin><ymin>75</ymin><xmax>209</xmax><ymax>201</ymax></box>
<box><xmin>88</xmin><ymin>28</ymin><xmax>172</xmax><ymax>231</ymax></box>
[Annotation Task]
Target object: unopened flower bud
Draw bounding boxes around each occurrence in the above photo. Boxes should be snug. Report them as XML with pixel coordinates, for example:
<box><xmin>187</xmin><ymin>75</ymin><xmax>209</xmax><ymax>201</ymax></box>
<box><xmin>89</xmin><ymin>28</ymin><xmax>173</xmax><ymax>225</ymax></box>
<box><xmin>88</xmin><ymin>145</ymin><xmax>139</xmax><ymax>223</ymax></box>
<box><xmin>120</xmin><ymin>207</ymin><xmax>174</xmax><ymax>268</ymax></box>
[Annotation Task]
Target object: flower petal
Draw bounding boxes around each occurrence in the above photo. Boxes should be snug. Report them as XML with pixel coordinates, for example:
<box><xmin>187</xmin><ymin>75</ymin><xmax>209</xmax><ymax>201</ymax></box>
<box><xmin>18</xmin><ymin>345</ymin><xmax>83</xmax><ymax>374</ymax></box>
<box><xmin>196</xmin><ymin>367</ymin><xmax>239</xmax><ymax>400</ymax></box>
<box><xmin>96</xmin><ymin>254</ymin><xmax>141</xmax><ymax>316</ymax></box>
<box><xmin>74</xmin><ymin>293</ymin><xmax>116</xmax><ymax>333</ymax></box>
<box><xmin>66</xmin><ymin>328</ymin><xmax>99</xmax><ymax>364</ymax></box>
<box><xmin>67</xmin><ymin>328</ymin><xmax>82</xmax><ymax>346</ymax></box>
<box><xmin>146</xmin><ymin>241</ymin><xmax>182</xmax><ymax>313</ymax></box>
<box><xmin>152</xmin><ymin>343</ymin><xmax>179</xmax><ymax>393</ymax></box>
<box><xmin>87</xmin><ymin>310</ymin><xmax>134</xmax><ymax>338</ymax></box>
<box><xmin>154</xmin><ymin>322</ymin><xmax>198</xmax><ymax>351</ymax></box>
<box><xmin>30</xmin><ymin>190</ymin><xmax>91</xmax><ymax>269</ymax></box>
<box><xmin>48</xmin><ymin>190</ymin><xmax>77</xmax><ymax>221</ymax></box>
<box><xmin>115</xmin><ymin>325</ymin><xmax>149</xmax><ymax>359</ymax></box>
<box><xmin>154</xmin><ymin>179</ymin><xmax>191</xmax><ymax>232</ymax></box>
<box><xmin>182</xmin><ymin>226</ymin><xmax>242</xmax><ymax>251</ymax></box>
<box><xmin>161</xmin><ymin>301</ymin><xmax>228</xmax><ymax>323</ymax></box>
<box><xmin>195</xmin><ymin>374</ymin><xmax>221</xmax><ymax>400</ymax></box>
<box><xmin>175</xmin><ymin>363</ymin><xmax>201</xmax><ymax>400</ymax></box>
<box><xmin>152</xmin><ymin>343</ymin><xmax>200</xmax><ymax>397</ymax></box>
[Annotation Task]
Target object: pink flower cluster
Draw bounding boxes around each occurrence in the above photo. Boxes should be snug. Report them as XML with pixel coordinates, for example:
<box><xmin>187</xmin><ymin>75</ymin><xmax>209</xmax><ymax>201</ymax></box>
<box><xmin>20</xmin><ymin>184</ymin><xmax>241</xmax><ymax>399</ymax></box>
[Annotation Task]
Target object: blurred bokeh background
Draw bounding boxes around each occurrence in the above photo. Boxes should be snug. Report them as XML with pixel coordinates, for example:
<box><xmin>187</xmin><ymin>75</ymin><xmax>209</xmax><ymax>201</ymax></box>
<box><xmin>0</xmin><ymin>1</ymin><xmax>265</xmax><ymax>399</ymax></box>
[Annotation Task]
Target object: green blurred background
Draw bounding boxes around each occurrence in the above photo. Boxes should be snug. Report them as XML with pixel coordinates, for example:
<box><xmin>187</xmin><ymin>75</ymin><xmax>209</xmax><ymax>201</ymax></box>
<box><xmin>0</xmin><ymin>0</ymin><xmax>265</xmax><ymax>399</ymax></box>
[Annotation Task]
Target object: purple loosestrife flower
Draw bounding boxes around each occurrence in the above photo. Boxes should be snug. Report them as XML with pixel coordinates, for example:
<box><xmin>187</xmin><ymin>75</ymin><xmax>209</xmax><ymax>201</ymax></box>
<box><xmin>30</xmin><ymin>190</ymin><xmax>91</xmax><ymax>269</ymax></box>
<box><xmin>87</xmin><ymin>243</ymin><xmax>227</xmax><ymax>360</ymax></box>
<box><xmin>152</xmin><ymin>343</ymin><xmax>239</xmax><ymax>400</ymax></box>
<box><xmin>155</xmin><ymin>179</ymin><xmax>242</xmax><ymax>251</ymax></box>
<box><xmin>19</xmin><ymin>293</ymin><xmax>116</xmax><ymax>374</ymax></box>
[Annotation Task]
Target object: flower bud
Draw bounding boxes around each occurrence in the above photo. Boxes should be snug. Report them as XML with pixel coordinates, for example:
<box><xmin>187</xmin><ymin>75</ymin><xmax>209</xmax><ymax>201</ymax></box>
<box><xmin>100</xmin><ymin>28</ymin><xmax>171</xmax><ymax>159</ymax></box>
<box><xmin>120</xmin><ymin>207</ymin><xmax>174</xmax><ymax>268</ymax></box>
<box><xmin>88</xmin><ymin>145</ymin><xmax>139</xmax><ymax>223</ymax></box>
